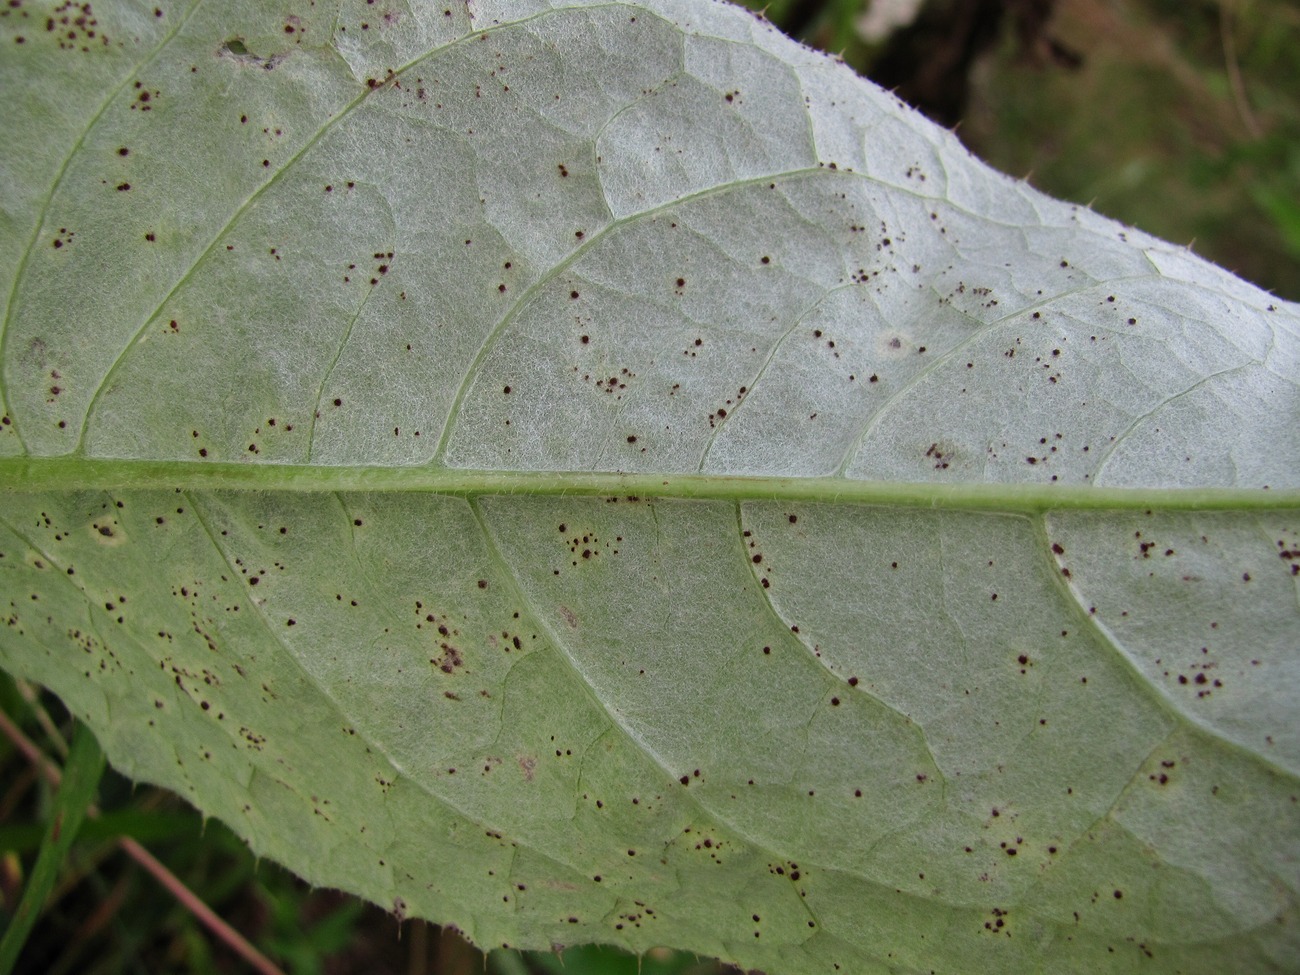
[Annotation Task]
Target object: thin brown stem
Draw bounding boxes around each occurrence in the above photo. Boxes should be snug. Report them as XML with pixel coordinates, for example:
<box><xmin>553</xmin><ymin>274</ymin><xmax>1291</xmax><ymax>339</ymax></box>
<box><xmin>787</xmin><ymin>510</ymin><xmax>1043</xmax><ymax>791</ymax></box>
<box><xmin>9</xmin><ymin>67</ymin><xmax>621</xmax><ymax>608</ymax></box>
<box><xmin>0</xmin><ymin>707</ymin><xmax>48</xmax><ymax>772</ymax></box>
<box><xmin>1220</xmin><ymin>0</ymin><xmax>1262</xmax><ymax>138</ymax></box>
<box><xmin>0</xmin><ymin>706</ymin><xmax>287</xmax><ymax>975</ymax></box>
<box><xmin>15</xmin><ymin>679</ymin><xmax>70</xmax><ymax>759</ymax></box>
<box><xmin>119</xmin><ymin>837</ymin><xmax>285</xmax><ymax>975</ymax></box>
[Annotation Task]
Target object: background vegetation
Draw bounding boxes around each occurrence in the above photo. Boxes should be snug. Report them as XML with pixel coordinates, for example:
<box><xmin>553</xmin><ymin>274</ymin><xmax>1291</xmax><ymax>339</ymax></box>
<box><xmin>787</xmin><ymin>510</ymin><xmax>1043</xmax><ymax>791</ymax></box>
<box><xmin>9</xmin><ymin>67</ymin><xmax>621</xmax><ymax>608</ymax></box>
<box><xmin>2</xmin><ymin>1</ymin><xmax>1296</xmax><ymax>972</ymax></box>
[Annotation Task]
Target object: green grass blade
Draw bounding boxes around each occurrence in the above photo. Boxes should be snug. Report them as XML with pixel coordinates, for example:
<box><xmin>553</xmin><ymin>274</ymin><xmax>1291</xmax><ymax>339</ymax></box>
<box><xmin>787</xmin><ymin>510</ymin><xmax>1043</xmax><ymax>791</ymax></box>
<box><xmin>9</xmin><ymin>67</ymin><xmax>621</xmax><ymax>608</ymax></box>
<box><xmin>0</xmin><ymin>722</ymin><xmax>105</xmax><ymax>975</ymax></box>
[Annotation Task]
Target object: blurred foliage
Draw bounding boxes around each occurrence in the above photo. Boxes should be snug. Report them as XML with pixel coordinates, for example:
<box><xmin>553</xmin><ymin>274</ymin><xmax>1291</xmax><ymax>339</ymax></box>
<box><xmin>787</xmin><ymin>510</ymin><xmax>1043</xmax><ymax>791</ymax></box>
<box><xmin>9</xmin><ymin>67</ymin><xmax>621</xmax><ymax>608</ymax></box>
<box><xmin>968</xmin><ymin>0</ymin><xmax>1300</xmax><ymax>300</ymax></box>
<box><xmin>3</xmin><ymin>3</ymin><xmax>1297</xmax><ymax>973</ymax></box>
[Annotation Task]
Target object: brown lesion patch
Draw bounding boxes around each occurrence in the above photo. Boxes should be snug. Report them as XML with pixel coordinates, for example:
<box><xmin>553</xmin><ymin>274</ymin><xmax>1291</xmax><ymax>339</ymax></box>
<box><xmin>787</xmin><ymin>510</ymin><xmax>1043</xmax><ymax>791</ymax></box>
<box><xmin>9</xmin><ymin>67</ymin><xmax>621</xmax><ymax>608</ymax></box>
<box><xmin>518</xmin><ymin>755</ymin><xmax>537</xmax><ymax>781</ymax></box>
<box><xmin>431</xmin><ymin>642</ymin><xmax>463</xmax><ymax>674</ymax></box>
<box><xmin>89</xmin><ymin>517</ymin><xmax>126</xmax><ymax>547</ymax></box>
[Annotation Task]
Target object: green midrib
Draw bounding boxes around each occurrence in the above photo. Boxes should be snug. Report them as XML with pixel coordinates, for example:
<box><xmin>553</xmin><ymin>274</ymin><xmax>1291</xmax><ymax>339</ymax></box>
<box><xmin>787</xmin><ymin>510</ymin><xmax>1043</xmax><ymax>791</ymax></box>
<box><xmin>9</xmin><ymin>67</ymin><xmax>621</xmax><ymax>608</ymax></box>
<box><xmin>0</xmin><ymin>457</ymin><xmax>1296</xmax><ymax>511</ymax></box>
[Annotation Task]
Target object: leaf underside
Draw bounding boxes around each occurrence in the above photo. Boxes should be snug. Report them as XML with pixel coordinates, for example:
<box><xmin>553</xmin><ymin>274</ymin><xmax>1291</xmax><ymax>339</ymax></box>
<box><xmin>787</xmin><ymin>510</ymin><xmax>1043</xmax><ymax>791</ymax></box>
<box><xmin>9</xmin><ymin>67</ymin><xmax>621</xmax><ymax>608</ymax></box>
<box><xmin>0</xmin><ymin>2</ymin><xmax>1297</xmax><ymax>973</ymax></box>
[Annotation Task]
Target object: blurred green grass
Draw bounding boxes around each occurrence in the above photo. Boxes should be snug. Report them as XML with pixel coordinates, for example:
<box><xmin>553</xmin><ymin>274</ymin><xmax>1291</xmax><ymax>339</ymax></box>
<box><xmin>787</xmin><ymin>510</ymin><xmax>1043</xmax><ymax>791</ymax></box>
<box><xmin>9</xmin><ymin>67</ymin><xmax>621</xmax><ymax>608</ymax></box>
<box><xmin>3</xmin><ymin>2</ymin><xmax>1297</xmax><ymax>973</ymax></box>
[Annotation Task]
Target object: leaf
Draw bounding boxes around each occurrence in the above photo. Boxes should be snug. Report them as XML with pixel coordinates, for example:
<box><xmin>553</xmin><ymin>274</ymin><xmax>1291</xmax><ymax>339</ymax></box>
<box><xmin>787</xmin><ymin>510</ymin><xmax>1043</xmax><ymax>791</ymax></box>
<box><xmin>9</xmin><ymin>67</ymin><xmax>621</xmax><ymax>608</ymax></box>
<box><xmin>0</xmin><ymin>2</ymin><xmax>1297</xmax><ymax>973</ymax></box>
